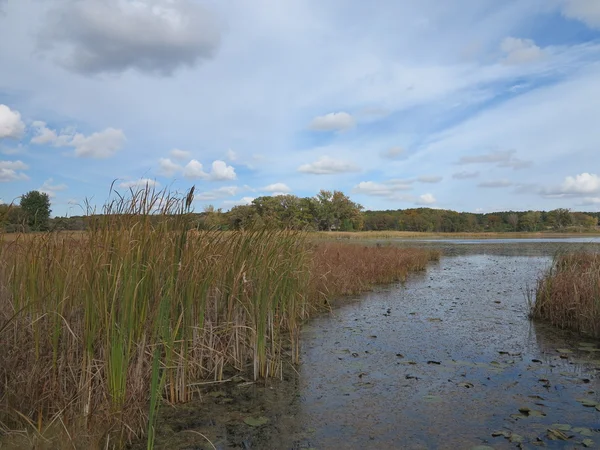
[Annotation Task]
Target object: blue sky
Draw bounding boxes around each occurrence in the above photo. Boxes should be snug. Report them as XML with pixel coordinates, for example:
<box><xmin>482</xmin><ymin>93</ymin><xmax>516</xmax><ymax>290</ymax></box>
<box><xmin>1</xmin><ymin>0</ymin><xmax>600</xmax><ymax>216</ymax></box>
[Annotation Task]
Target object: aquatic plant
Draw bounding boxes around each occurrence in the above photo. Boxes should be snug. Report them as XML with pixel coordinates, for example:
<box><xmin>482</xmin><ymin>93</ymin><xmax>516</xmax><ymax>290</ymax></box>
<box><xmin>531</xmin><ymin>251</ymin><xmax>600</xmax><ymax>338</ymax></box>
<box><xmin>0</xmin><ymin>185</ymin><xmax>435</xmax><ymax>449</ymax></box>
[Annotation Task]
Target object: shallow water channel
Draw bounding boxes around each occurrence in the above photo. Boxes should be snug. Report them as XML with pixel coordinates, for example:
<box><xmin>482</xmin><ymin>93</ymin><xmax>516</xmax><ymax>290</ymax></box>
<box><xmin>148</xmin><ymin>240</ymin><xmax>600</xmax><ymax>450</ymax></box>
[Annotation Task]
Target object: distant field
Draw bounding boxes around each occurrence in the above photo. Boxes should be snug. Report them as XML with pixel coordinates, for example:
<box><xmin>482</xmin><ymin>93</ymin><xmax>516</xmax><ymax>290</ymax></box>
<box><xmin>308</xmin><ymin>230</ymin><xmax>600</xmax><ymax>240</ymax></box>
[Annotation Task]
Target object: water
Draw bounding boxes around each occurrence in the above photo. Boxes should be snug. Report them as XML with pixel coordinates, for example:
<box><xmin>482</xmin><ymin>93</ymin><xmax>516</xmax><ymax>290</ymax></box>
<box><xmin>293</xmin><ymin>243</ymin><xmax>600</xmax><ymax>449</ymax></box>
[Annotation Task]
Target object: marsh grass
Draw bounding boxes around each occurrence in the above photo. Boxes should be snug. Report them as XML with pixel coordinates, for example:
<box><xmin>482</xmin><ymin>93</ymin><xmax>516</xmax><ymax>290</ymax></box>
<box><xmin>531</xmin><ymin>251</ymin><xmax>600</xmax><ymax>338</ymax></box>
<box><xmin>0</xmin><ymin>186</ymin><xmax>435</xmax><ymax>449</ymax></box>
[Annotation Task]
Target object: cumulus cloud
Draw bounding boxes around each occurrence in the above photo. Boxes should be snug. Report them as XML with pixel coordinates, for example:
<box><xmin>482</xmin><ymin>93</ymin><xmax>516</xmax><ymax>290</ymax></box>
<box><xmin>559</xmin><ymin>172</ymin><xmax>600</xmax><ymax>195</ymax></box>
<box><xmin>298</xmin><ymin>156</ymin><xmax>359</xmax><ymax>174</ymax></box>
<box><xmin>39</xmin><ymin>178</ymin><xmax>68</xmax><ymax>198</ymax></box>
<box><xmin>478</xmin><ymin>180</ymin><xmax>513</xmax><ymax>188</ymax></box>
<box><xmin>308</xmin><ymin>112</ymin><xmax>356</xmax><ymax>131</ymax></box>
<box><xmin>195</xmin><ymin>186</ymin><xmax>239</xmax><ymax>201</ymax></box>
<box><xmin>119</xmin><ymin>178</ymin><xmax>159</xmax><ymax>189</ymax></box>
<box><xmin>158</xmin><ymin>157</ymin><xmax>182</xmax><ymax>176</ymax></box>
<box><xmin>353</xmin><ymin>180</ymin><xmax>412</xmax><ymax>198</ymax></box>
<box><xmin>183</xmin><ymin>159</ymin><xmax>236</xmax><ymax>181</ymax></box>
<box><xmin>70</xmin><ymin>128</ymin><xmax>126</xmax><ymax>158</ymax></box>
<box><xmin>500</xmin><ymin>37</ymin><xmax>545</xmax><ymax>65</ymax></box>
<box><xmin>261</xmin><ymin>183</ymin><xmax>291</xmax><ymax>193</ymax></box>
<box><xmin>452</xmin><ymin>171</ymin><xmax>479</xmax><ymax>179</ymax></box>
<box><xmin>458</xmin><ymin>149</ymin><xmax>531</xmax><ymax>170</ymax></box>
<box><xmin>0</xmin><ymin>105</ymin><xmax>25</xmax><ymax>139</ymax></box>
<box><xmin>31</xmin><ymin>122</ymin><xmax>126</xmax><ymax>158</ymax></box>
<box><xmin>562</xmin><ymin>0</ymin><xmax>600</xmax><ymax>28</ymax></box>
<box><xmin>226</xmin><ymin>149</ymin><xmax>237</xmax><ymax>161</ymax></box>
<box><xmin>0</xmin><ymin>160</ymin><xmax>29</xmax><ymax>182</ymax></box>
<box><xmin>380</xmin><ymin>146</ymin><xmax>405</xmax><ymax>160</ymax></box>
<box><xmin>169</xmin><ymin>148</ymin><xmax>191</xmax><ymax>161</ymax></box>
<box><xmin>38</xmin><ymin>0</ymin><xmax>221</xmax><ymax>76</ymax></box>
<box><xmin>417</xmin><ymin>175</ymin><xmax>442</xmax><ymax>183</ymax></box>
<box><xmin>416</xmin><ymin>193</ymin><xmax>436</xmax><ymax>205</ymax></box>
<box><xmin>222</xmin><ymin>196</ymin><xmax>254</xmax><ymax>207</ymax></box>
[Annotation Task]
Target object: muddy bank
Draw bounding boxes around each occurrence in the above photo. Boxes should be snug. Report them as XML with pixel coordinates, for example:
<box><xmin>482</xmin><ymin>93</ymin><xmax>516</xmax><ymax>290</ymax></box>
<box><xmin>143</xmin><ymin>241</ymin><xmax>600</xmax><ymax>449</ymax></box>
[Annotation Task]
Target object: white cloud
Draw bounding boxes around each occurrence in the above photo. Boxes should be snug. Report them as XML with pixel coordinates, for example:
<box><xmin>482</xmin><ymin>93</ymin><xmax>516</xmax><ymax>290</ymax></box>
<box><xmin>119</xmin><ymin>178</ymin><xmax>160</xmax><ymax>189</ymax></box>
<box><xmin>380</xmin><ymin>146</ymin><xmax>405</xmax><ymax>159</ymax></box>
<box><xmin>261</xmin><ymin>183</ymin><xmax>291</xmax><ymax>193</ymax></box>
<box><xmin>417</xmin><ymin>175</ymin><xmax>442</xmax><ymax>183</ymax></box>
<box><xmin>209</xmin><ymin>160</ymin><xmax>236</xmax><ymax>180</ymax></box>
<box><xmin>458</xmin><ymin>149</ymin><xmax>531</xmax><ymax>170</ymax></box>
<box><xmin>222</xmin><ymin>196</ymin><xmax>254</xmax><ymax>207</ymax></box>
<box><xmin>562</xmin><ymin>0</ymin><xmax>600</xmax><ymax>28</ymax></box>
<box><xmin>578</xmin><ymin>197</ymin><xmax>600</xmax><ymax>205</ymax></box>
<box><xmin>0</xmin><ymin>160</ymin><xmax>29</xmax><ymax>183</ymax></box>
<box><xmin>452</xmin><ymin>171</ymin><xmax>479</xmax><ymax>179</ymax></box>
<box><xmin>158</xmin><ymin>157</ymin><xmax>182</xmax><ymax>176</ymax></box>
<box><xmin>308</xmin><ymin>112</ymin><xmax>356</xmax><ymax>131</ymax></box>
<box><xmin>38</xmin><ymin>0</ymin><xmax>221</xmax><ymax>76</ymax></box>
<box><xmin>416</xmin><ymin>193</ymin><xmax>436</xmax><ymax>205</ymax></box>
<box><xmin>195</xmin><ymin>186</ymin><xmax>239</xmax><ymax>201</ymax></box>
<box><xmin>31</xmin><ymin>121</ymin><xmax>59</xmax><ymax>144</ymax></box>
<box><xmin>226</xmin><ymin>149</ymin><xmax>237</xmax><ymax>161</ymax></box>
<box><xmin>70</xmin><ymin>128</ymin><xmax>126</xmax><ymax>158</ymax></box>
<box><xmin>478</xmin><ymin>180</ymin><xmax>513</xmax><ymax>188</ymax></box>
<box><xmin>0</xmin><ymin>104</ymin><xmax>25</xmax><ymax>139</ymax></box>
<box><xmin>169</xmin><ymin>148</ymin><xmax>191</xmax><ymax>161</ymax></box>
<box><xmin>30</xmin><ymin>122</ymin><xmax>126</xmax><ymax>158</ymax></box>
<box><xmin>183</xmin><ymin>159</ymin><xmax>236</xmax><ymax>180</ymax></box>
<box><xmin>560</xmin><ymin>172</ymin><xmax>600</xmax><ymax>195</ymax></box>
<box><xmin>500</xmin><ymin>37</ymin><xmax>545</xmax><ymax>65</ymax></box>
<box><xmin>183</xmin><ymin>159</ymin><xmax>207</xmax><ymax>179</ymax></box>
<box><xmin>353</xmin><ymin>180</ymin><xmax>413</xmax><ymax>198</ymax></box>
<box><xmin>298</xmin><ymin>156</ymin><xmax>359</xmax><ymax>174</ymax></box>
<box><xmin>39</xmin><ymin>178</ymin><xmax>68</xmax><ymax>198</ymax></box>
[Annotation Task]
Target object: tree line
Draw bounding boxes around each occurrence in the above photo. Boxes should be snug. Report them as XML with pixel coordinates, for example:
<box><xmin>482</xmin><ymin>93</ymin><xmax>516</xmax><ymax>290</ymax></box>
<box><xmin>1</xmin><ymin>189</ymin><xmax>599</xmax><ymax>233</ymax></box>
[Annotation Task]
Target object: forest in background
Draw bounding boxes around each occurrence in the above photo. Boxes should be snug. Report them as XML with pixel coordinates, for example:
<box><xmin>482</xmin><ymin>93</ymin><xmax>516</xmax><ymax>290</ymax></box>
<box><xmin>1</xmin><ymin>190</ymin><xmax>599</xmax><ymax>233</ymax></box>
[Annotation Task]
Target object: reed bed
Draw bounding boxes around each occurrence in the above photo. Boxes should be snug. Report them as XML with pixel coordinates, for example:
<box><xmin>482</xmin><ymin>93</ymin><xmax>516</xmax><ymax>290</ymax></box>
<box><xmin>531</xmin><ymin>251</ymin><xmax>600</xmax><ymax>338</ymax></box>
<box><xmin>0</xmin><ymin>187</ymin><xmax>436</xmax><ymax>449</ymax></box>
<box><xmin>309</xmin><ymin>243</ymin><xmax>440</xmax><ymax>299</ymax></box>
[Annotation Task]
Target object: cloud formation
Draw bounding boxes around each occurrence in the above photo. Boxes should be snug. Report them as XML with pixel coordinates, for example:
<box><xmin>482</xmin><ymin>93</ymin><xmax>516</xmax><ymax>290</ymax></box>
<box><xmin>261</xmin><ymin>183</ymin><xmax>291</xmax><ymax>193</ymax></box>
<box><xmin>298</xmin><ymin>156</ymin><xmax>359</xmax><ymax>174</ymax></box>
<box><xmin>38</xmin><ymin>0</ymin><xmax>221</xmax><ymax>76</ymax></box>
<box><xmin>380</xmin><ymin>146</ymin><xmax>405</xmax><ymax>160</ymax></box>
<box><xmin>562</xmin><ymin>0</ymin><xmax>600</xmax><ymax>29</ymax></box>
<box><xmin>31</xmin><ymin>122</ymin><xmax>126</xmax><ymax>158</ymax></box>
<box><xmin>39</xmin><ymin>178</ymin><xmax>68</xmax><ymax>197</ymax></box>
<box><xmin>0</xmin><ymin>160</ymin><xmax>29</xmax><ymax>182</ymax></box>
<box><xmin>308</xmin><ymin>112</ymin><xmax>355</xmax><ymax>132</ymax></box>
<box><xmin>417</xmin><ymin>175</ymin><xmax>442</xmax><ymax>183</ymax></box>
<box><xmin>119</xmin><ymin>178</ymin><xmax>159</xmax><ymax>189</ymax></box>
<box><xmin>500</xmin><ymin>37</ymin><xmax>545</xmax><ymax>65</ymax></box>
<box><xmin>183</xmin><ymin>159</ymin><xmax>236</xmax><ymax>181</ymax></box>
<box><xmin>478</xmin><ymin>180</ymin><xmax>513</xmax><ymax>188</ymax></box>
<box><xmin>458</xmin><ymin>150</ymin><xmax>531</xmax><ymax>170</ymax></box>
<box><xmin>0</xmin><ymin>105</ymin><xmax>25</xmax><ymax>139</ymax></box>
<box><xmin>452</xmin><ymin>171</ymin><xmax>479</xmax><ymax>179</ymax></box>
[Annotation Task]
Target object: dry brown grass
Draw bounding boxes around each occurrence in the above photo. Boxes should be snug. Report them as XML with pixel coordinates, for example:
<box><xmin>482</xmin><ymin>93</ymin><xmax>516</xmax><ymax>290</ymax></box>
<box><xmin>309</xmin><ymin>242</ymin><xmax>440</xmax><ymax>299</ymax></box>
<box><xmin>0</xmin><ymin>191</ymin><xmax>438</xmax><ymax>449</ymax></box>
<box><xmin>531</xmin><ymin>251</ymin><xmax>600</xmax><ymax>338</ymax></box>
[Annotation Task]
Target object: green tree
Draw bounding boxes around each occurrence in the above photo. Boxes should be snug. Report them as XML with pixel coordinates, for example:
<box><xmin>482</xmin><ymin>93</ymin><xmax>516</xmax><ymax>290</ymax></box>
<box><xmin>20</xmin><ymin>191</ymin><xmax>51</xmax><ymax>231</ymax></box>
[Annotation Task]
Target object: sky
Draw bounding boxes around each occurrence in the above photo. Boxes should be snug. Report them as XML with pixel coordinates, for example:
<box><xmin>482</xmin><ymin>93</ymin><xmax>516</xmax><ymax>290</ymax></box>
<box><xmin>1</xmin><ymin>0</ymin><xmax>600</xmax><ymax>216</ymax></box>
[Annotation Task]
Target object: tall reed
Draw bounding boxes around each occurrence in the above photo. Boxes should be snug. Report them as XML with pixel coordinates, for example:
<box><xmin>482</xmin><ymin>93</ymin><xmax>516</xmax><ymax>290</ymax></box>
<box><xmin>531</xmin><ymin>251</ymin><xmax>600</xmax><ymax>338</ymax></box>
<box><xmin>0</xmin><ymin>186</ymin><xmax>437</xmax><ymax>449</ymax></box>
<box><xmin>0</xmin><ymin>187</ymin><xmax>312</xmax><ymax>448</ymax></box>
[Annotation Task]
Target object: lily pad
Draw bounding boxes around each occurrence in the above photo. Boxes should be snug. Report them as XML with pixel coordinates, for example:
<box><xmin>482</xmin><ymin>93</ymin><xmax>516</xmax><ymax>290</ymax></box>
<box><xmin>551</xmin><ymin>424</ymin><xmax>572</xmax><ymax>431</ymax></box>
<box><xmin>509</xmin><ymin>433</ymin><xmax>524</xmax><ymax>443</ymax></box>
<box><xmin>518</xmin><ymin>406</ymin><xmax>531</xmax><ymax>414</ymax></box>
<box><xmin>597</xmin><ymin>404</ymin><xmax>600</xmax><ymax>412</ymax></box>
<box><xmin>583</xmin><ymin>438</ymin><xmax>595</xmax><ymax>447</ymax></box>
<box><xmin>244</xmin><ymin>416</ymin><xmax>270</xmax><ymax>427</ymax></box>
<box><xmin>491</xmin><ymin>430</ymin><xmax>511</xmax><ymax>438</ymax></box>
<box><xmin>577</xmin><ymin>398</ymin><xmax>599</xmax><ymax>407</ymax></box>
<box><xmin>459</xmin><ymin>382</ymin><xmax>474</xmax><ymax>388</ymax></box>
<box><xmin>557</xmin><ymin>348</ymin><xmax>574</xmax><ymax>354</ymax></box>
<box><xmin>574</xmin><ymin>427</ymin><xmax>594</xmax><ymax>437</ymax></box>
<box><xmin>423</xmin><ymin>395</ymin><xmax>442</xmax><ymax>403</ymax></box>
